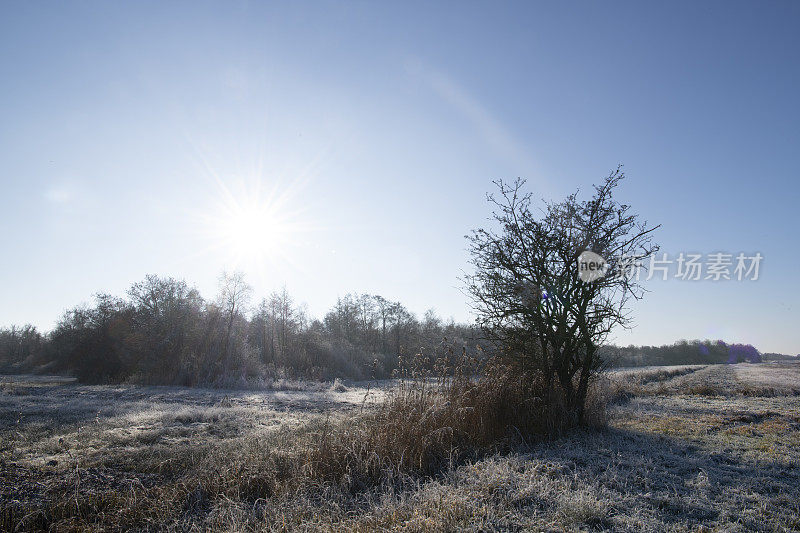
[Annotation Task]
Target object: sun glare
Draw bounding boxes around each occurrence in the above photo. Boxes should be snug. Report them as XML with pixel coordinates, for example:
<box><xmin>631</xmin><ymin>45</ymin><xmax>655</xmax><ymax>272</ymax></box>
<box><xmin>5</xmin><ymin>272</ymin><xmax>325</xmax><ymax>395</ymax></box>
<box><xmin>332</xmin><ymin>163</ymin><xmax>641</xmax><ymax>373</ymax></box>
<box><xmin>201</xmin><ymin>180</ymin><xmax>301</xmax><ymax>269</ymax></box>
<box><xmin>223</xmin><ymin>204</ymin><xmax>287</xmax><ymax>259</ymax></box>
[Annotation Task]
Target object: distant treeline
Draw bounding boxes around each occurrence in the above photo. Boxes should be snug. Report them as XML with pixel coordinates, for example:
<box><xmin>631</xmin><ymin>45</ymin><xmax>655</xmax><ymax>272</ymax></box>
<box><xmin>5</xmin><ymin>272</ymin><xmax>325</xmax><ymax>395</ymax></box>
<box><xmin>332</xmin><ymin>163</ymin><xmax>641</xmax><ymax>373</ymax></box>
<box><xmin>0</xmin><ymin>274</ymin><xmax>484</xmax><ymax>386</ymax></box>
<box><xmin>1</xmin><ymin>275</ymin><xmax>794</xmax><ymax>386</ymax></box>
<box><xmin>600</xmin><ymin>340</ymin><xmax>795</xmax><ymax>368</ymax></box>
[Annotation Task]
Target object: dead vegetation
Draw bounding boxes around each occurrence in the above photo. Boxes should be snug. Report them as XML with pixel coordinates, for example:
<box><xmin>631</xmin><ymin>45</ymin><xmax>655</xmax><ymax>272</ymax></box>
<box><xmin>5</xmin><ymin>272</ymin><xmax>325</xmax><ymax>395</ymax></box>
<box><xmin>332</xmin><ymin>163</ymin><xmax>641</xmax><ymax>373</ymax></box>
<box><xmin>2</xmin><ymin>359</ymin><xmax>599</xmax><ymax>531</ymax></box>
<box><xmin>2</xmin><ymin>362</ymin><xmax>800</xmax><ymax>531</ymax></box>
<box><xmin>605</xmin><ymin>362</ymin><xmax>800</xmax><ymax>401</ymax></box>
<box><xmin>304</xmin><ymin>360</ymin><xmax>608</xmax><ymax>491</ymax></box>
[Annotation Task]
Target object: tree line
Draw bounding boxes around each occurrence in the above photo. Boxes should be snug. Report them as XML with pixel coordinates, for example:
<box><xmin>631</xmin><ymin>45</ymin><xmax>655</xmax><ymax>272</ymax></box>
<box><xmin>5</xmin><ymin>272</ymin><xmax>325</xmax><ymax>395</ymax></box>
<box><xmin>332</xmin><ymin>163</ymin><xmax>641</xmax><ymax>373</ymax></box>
<box><xmin>599</xmin><ymin>339</ymin><xmax>767</xmax><ymax>367</ymax></box>
<box><xmin>0</xmin><ymin>272</ymin><xmax>482</xmax><ymax>386</ymax></box>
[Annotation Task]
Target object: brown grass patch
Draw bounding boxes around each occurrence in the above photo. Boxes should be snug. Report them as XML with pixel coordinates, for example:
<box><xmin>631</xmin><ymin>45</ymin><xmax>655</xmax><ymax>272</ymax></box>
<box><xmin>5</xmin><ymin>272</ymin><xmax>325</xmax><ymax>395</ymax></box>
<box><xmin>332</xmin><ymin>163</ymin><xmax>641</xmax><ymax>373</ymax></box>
<box><xmin>304</xmin><ymin>361</ymin><xmax>602</xmax><ymax>490</ymax></box>
<box><xmin>1</xmin><ymin>361</ymin><xmax>608</xmax><ymax>530</ymax></box>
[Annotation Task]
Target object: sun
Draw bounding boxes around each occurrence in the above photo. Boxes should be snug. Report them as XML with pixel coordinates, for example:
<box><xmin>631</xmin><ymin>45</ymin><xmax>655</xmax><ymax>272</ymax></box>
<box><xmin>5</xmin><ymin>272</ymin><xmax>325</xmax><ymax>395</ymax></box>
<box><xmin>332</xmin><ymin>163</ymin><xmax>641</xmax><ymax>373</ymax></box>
<box><xmin>202</xmin><ymin>181</ymin><xmax>298</xmax><ymax>268</ymax></box>
<box><xmin>222</xmin><ymin>203</ymin><xmax>287</xmax><ymax>260</ymax></box>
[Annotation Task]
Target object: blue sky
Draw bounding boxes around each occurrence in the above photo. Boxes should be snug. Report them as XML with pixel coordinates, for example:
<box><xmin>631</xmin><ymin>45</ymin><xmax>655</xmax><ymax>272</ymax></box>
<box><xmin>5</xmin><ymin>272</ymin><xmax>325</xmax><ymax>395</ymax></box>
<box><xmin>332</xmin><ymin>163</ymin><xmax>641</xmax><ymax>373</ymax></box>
<box><xmin>1</xmin><ymin>1</ymin><xmax>798</xmax><ymax>354</ymax></box>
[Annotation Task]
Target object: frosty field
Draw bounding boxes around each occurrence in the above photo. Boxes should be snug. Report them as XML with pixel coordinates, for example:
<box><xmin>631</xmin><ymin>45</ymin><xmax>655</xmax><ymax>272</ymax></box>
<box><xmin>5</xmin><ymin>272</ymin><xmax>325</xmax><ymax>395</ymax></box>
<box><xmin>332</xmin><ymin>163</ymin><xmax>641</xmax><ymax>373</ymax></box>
<box><xmin>2</xmin><ymin>363</ymin><xmax>800</xmax><ymax>532</ymax></box>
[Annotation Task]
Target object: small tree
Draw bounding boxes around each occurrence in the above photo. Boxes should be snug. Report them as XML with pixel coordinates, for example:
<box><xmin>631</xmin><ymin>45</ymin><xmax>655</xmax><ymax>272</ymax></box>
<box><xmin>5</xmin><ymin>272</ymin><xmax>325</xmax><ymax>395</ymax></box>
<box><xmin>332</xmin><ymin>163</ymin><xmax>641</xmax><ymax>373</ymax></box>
<box><xmin>466</xmin><ymin>167</ymin><xmax>659</xmax><ymax>423</ymax></box>
<box><xmin>217</xmin><ymin>271</ymin><xmax>252</xmax><ymax>377</ymax></box>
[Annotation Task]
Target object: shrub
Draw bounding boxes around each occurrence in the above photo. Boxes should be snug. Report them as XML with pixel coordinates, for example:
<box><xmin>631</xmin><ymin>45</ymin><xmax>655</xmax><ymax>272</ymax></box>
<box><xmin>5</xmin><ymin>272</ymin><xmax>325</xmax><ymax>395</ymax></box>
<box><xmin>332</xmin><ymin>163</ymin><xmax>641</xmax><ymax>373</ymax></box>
<box><xmin>303</xmin><ymin>358</ymin><xmax>607</xmax><ymax>492</ymax></box>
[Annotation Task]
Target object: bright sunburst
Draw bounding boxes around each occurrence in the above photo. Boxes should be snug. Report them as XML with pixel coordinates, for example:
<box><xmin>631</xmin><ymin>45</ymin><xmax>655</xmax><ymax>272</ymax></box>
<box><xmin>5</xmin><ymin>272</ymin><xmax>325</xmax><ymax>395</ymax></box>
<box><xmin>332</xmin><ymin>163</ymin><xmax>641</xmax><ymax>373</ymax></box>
<box><xmin>221</xmin><ymin>202</ymin><xmax>288</xmax><ymax>259</ymax></box>
<box><xmin>201</xmin><ymin>179</ymin><xmax>302</xmax><ymax>269</ymax></box>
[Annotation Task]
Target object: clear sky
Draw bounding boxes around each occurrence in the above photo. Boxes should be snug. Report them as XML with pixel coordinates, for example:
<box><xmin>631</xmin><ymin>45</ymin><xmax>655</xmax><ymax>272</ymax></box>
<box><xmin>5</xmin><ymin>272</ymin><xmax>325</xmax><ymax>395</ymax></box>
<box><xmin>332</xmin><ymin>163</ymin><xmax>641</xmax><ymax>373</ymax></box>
<box><xmin>1</xmin><ymin>1</ymin><xmax>798</xmax><ymax>354</ymax></box>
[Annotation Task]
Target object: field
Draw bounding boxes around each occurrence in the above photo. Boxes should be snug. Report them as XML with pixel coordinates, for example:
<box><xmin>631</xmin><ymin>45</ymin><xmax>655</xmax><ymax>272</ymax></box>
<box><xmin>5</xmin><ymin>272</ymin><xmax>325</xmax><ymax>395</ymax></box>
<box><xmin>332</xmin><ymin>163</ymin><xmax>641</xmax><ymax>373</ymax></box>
<box><xmin>2</xmin><ymin>363</ymin><xmax>800</xmax><ymax>531</ymax></box>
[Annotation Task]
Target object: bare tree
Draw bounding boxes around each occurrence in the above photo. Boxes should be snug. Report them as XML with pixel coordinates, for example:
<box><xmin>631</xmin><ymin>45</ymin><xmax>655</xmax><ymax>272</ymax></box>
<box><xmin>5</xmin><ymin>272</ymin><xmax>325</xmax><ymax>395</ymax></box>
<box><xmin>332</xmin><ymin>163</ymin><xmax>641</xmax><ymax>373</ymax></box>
<box><xmin>127</xmin><ymin>275</ymin><xmax>203</xmax><ymax>381</ymax></box>
<box><xmin>466</xmin><ymin>167</ymin><xmax>659</xmax><ymax>423</ymax></box>
<box><xmin>275</xmin><ymin>286</ymin><xmax>295</xmax><ymax>360</ymax></box>
<box><xmin>357</xmin><ymin>294</ymin><xmax>377</xmax><ymax>349</ymax></box>
<box><xmin>390</xmin><ymin>303</ymin><xmax>414</xmax><ymax>358</ymax></box>
<box><xmin>217</xmin><ymin>271</ymin><xmax>252</xmax><ymax>374</ymax></box>
<box><xmin>372</xmin><ymin>295</ymin><xmax>392</xmax><ymax>354</ymax></box>
<box><xmin>249</xmin><ymin>298</ymin><xmax>273</xmax><ymax>365</ymax></box>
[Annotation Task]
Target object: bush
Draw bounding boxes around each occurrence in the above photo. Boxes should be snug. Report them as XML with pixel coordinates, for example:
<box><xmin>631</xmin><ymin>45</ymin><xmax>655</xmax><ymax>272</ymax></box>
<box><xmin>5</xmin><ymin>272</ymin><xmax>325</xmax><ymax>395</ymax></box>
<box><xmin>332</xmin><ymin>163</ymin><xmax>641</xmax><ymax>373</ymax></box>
<box><xmin>303</xmin><ymin>358</ymin><xmax>607</xmax><ymax>492</ymax></box>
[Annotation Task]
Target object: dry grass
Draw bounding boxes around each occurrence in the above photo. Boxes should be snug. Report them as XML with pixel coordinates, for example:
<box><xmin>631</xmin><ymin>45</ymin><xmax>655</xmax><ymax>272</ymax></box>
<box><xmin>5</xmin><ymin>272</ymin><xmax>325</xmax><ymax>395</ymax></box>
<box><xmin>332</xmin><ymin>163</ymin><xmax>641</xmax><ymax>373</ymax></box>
<box><xmin>1</xmin><ymin>362</ymin><xmax>582</xmax><ymax>530</ymax></box>
<box><xmin>605</xmin><ymin>362</ymin><xmax>800</xmax><ymax>399</ymax></box>
<box><xmin>2</xmin><ymin>361</ymin><xmax>800</xmax><ymax>531</ymax></box>
<box><xmin>304</xmin><ymin>361</ymin><xmax>593</xmax><ymax>491</ymax></box>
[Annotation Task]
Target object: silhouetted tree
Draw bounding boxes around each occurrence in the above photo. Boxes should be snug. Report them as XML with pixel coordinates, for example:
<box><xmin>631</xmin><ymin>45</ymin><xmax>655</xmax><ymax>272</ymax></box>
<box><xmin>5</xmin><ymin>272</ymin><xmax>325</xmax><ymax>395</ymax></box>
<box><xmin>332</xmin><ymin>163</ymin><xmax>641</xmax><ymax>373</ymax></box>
<box><xmin>217</xmin><ymin>271</ymin><xmax>252</xmax><ymax>378</ymax></box>
<box><xmin>466</xmin><ymin>167</ymin><xmax>659</xmax><ymax>423</ymax></box>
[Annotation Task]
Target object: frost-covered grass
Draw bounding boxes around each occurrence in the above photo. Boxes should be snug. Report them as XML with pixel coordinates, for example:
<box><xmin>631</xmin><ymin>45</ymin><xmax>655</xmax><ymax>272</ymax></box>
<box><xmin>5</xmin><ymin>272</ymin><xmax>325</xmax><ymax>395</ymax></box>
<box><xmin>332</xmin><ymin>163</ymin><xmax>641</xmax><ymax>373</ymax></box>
<box><xmin>2</xmin><ymin>362</ymin><xmax>800</xmax><ymax>531</ymax></box>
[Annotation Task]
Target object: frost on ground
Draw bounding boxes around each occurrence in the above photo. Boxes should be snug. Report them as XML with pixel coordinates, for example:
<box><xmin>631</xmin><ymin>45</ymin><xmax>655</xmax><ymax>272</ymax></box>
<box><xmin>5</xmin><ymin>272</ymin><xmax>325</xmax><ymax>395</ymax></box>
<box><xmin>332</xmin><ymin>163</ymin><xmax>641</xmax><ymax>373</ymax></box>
<box><xmin>2</xmin><ymin>363</ymin><xmax>799</xmax><ymax>532</ymax></box>
<box><xmin>0</xmin><ymin>377</ymin><xmax>384</xmax><ymax>466</ymax></box>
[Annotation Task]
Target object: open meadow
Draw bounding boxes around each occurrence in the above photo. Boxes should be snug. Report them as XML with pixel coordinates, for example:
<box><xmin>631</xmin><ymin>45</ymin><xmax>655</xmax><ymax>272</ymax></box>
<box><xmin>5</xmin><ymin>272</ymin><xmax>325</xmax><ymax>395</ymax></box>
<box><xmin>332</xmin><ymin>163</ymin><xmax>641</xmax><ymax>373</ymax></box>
<box><xmin>2</xmin><ymin>362</ymin><xmax>800</xmax><ymax>532</ymax></box>
<box><xmin>4</xmin><ymin>3</ymin><xmax>800</xmax><ymax>531</ymax></box>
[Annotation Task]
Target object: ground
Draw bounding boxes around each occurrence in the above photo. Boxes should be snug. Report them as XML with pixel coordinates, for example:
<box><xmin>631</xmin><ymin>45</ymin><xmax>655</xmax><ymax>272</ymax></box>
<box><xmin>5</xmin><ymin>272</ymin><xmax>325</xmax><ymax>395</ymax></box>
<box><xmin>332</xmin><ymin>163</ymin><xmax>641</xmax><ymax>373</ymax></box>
<box><xmin>2</xmin><ymin>363</ymin><xmax>799</xmax><ymax>531</ymax></box>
